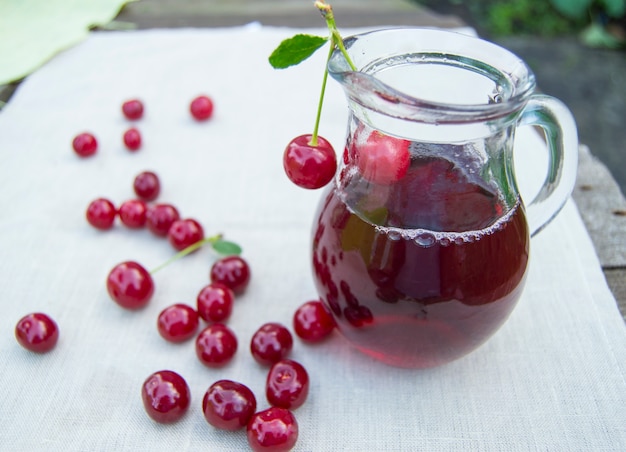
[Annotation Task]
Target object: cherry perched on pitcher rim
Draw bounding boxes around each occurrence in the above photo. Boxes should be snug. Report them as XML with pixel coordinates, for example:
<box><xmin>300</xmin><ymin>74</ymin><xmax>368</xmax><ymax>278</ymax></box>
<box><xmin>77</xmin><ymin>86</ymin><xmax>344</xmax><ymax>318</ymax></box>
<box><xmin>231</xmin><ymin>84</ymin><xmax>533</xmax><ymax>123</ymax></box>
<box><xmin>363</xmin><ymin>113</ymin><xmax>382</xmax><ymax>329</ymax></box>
<box><xmin>190</xmin><ymin>95</ymin><xmax>214</xmax><ymax>121</ymax></box>
<box><xmin>146</xmin><ymin>203</ymin><xmax>180</xmax><ymax>237</ymax></box>
<box><xmin>123</xmin><ymin>127</ymin><xmax>142</xmax><ymax>151</ymax></box>
<box><xmin>247</xmin><ymin>407</ymin><xmax>299</xmax><ymax>452</ymax></box>
<box><xmin>15</xmin><ymin>312</ymin><xmax>59</xmax><ymax>353</ymax></box>
<box><xmin>195</xmin><ymin>323</ymin><xmax>238</xmax><ymax>367</ymax></box>
<box><xmin>133</xmin><ymin>171</ymin><xmax>160</xmax><ymax>201</ymax></box>
<box><xmin>210</xmin><ymin>255</ymin><xmax>251</xmax><ymax>295</ymax></box>
<box><xmin>250</xmin><ymin>323</ymin><xmax>293</xmax><ymax>366</ymax></box>
<box><xmin>202</xmin><ymin>380</ymin><xmax>257</xmax><ymax>431</ymax></box>
<box><xmin>106</xmin><ymin>261</ymin><xmax>154</xmax><ymax>309</ymax></box>
<box><xmin>293</xmin><ymin>300</ymin><xmax>335</xmax><ymax>342</ymax></box>
<box><xmin>196</xmin><ymin>283</ymin><xmax>235</xmax><ymax>323</ymax></box>
<box><xmin>72</xmin><ymin>132</ymin><xmax>98</xmax><ymax>157</ymax></box>
<box><xmin>118</xmin><ymin>199</ymin><xmax>147</xmax><ymax>229</ymax></box>
<box><xmin>157</xmin><ymin>303</ymin><xmax>199</xmax><ymax>343</ymax></box>
<box><xmin>86</xmin><ymin>198</ymin><xmax>117</xmax><ymax>230</ymax></box>
<box><xmin>167</xmin><ymin>218</ymin><xmax>204</xmax><ymax>251</ymax></box>
<box><xmin>283</xmin><ymin>134</ymin><xmax>337</xmax><ymax>189</ymax></box>
<box><xmin>266</xmin><ymin>359</ymin><xmax>309</xmax><ymax>410</ymax></box>
<box><xmin>141</xmin><ymin>370</ymin><xmax>190</xmax><ymax>424</ymax></box>
<box><xmin>122</xmin><ymin>99</ymin><xmax>144</xmax><ymax>120</ymax></box>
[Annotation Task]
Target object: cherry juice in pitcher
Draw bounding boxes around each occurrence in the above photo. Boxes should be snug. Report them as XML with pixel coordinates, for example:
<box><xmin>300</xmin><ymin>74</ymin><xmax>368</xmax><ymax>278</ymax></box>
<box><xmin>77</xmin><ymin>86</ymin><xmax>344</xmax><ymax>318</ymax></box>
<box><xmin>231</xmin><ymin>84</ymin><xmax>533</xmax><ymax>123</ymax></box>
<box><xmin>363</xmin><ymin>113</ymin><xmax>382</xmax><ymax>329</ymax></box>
<box><xmin>309</xmin><ymin>27</ymin><xmax>577</xmax><ymax>368</ymax></box>
<box><xmin>311</xmin><ymin>144</ymin><xmax>530</xmax><ymax>368</ymax></box>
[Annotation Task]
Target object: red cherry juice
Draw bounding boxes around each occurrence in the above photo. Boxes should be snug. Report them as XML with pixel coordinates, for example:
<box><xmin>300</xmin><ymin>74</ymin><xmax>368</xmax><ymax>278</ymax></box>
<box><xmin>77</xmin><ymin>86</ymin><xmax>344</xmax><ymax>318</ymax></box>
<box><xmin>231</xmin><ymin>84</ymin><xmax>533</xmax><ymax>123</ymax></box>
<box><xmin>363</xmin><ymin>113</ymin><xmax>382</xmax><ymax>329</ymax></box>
<box><xmin>312</xmin><ymin>154</ymin><xmax>529</xmax><ymax>368</ymax></box>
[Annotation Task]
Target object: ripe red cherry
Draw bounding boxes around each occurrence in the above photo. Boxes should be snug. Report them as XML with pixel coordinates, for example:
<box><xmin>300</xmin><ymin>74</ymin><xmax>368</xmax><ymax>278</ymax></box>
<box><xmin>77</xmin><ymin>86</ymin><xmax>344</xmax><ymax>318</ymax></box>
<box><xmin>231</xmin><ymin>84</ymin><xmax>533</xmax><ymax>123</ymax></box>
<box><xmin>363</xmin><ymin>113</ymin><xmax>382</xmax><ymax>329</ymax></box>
<box><xmin>247</xmin><ymin>407</ymin><xmax>299</xmax><ymax>452</ymax></box>
<box><xmin>157</xmin><ymin>303</ymin><xmax>199</xmax><ymax>343</ymax></box>
<box><xmin>283</xmin><ymin>134</ymin><xmax>337</xmax><ymax>189</ymax></box>
<box><xmin>210</xmin><ymin>255</ymin><xmax>251</xmax><ymax>295</ymax></box>
<box><xmin>202</xmin><ymin>380</ymin><xmax>257</xmax><ymax>431</ymax></box>
<box><xmin>356</xmin><ymin>130</ymin><xmax>410</xmax><ymax>185</ymax></box>
<box><xmin>146</xmin><ymin>203</ymin><xmax>180</xmax><ymax>237</ymax></box>
<box><xmin>15</xmin><ymin>313</ymin><xmax>59</xmax><ymax>353</ymax></box>
<box><xmin>133</xmin><ymin>171</ymin><xmax>160</xmax><ymax>201</ymax></box>
<box><xmin>72</xmin><ymin>132</ymin><xmax>98</xmax><ymax>157</ymax></box>
<box><xmin>190</xmin><ymin>95</ymin><xmax>214</xmax><ymax>121</ymax></box>
<box><xmin>293</xmin><ymin>300</ymin><xmax>335</xmax><ymax>342</ymax></box>
<box><xmin>196</xmin><ymin>283</ymin><xmax>235</xmax><ymax>323</ymax></box>
<box><xmin>141</xmin><ymin>370</ymin><xmax>190</xmax><ymax>424</ymax></box>
<box><xmin>250</xmin><ymin>323</ymin><xmax>293</xmax><ymax>366</ymax></box>
<box><xmin>106</xmin><ymin>261</ymin><xmax>154</xmax><ymax>309</ymax></box>
<box><xmin>122</xmin><ymin>99</ymin><xmax>144</xmax><ymax>120</ymax></box>
<box><xmin>86</xmin><ymin>198</ymin><xmax>117</xmax><ymax>230</ymax></box>
<box><xmin>118</xmin><ymin>199</ymin><xmax>147</xmax><ymax>228</ymax></box>
<box><xmin>195</xmin><ymin>323</ymin><xmax>238</xmax><ymax>367</ymax></box>
<box><xmin>123</xmin><ymin>127</ymin><xmax>142</xmax><ymax>151</ymax></box>
<box><xmin>167</xmin><ymin>218</ymin><xmax>204</xmax><ymax>251</ymax></box>
<box><xmin>266</xmin><ymin>359</ymin><xmax>309</xmax><ymax>410</ymax></box>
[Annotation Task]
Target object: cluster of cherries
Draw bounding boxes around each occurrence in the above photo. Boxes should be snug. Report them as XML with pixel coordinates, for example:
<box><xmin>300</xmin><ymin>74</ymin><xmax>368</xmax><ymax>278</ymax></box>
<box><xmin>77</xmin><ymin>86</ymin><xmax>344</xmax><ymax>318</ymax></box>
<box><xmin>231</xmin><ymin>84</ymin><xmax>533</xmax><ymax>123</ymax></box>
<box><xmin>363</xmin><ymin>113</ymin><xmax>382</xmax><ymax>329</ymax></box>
<box><xmin>109</xmin><ymin>207</ymin><xmax>334</xmax><ymax>452</ymax></box>
<box><xmin>142</xmin><ymin>300</ymin><xmax>334</xmax><ymax>452</ymax></box>
<box><xmin>15</xmin><ymin>94</ymin><xmax>339</xmax><ymax>451</ymax></box>
<box><xmin>71</xmin><ymin>95</ymin><xmax>215</xmax><ymax>157</ymax></box>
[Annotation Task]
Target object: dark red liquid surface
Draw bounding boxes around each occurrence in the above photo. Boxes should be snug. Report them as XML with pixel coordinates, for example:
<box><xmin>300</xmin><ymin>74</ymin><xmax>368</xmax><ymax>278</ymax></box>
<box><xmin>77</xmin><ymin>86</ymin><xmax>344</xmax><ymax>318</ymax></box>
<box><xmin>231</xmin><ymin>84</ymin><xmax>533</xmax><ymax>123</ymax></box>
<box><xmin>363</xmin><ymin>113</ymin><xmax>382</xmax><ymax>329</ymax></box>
<box><xmin>312</xmin><ymin>155</ymin><xmax>529</xmax><ymax>368</ymax></box>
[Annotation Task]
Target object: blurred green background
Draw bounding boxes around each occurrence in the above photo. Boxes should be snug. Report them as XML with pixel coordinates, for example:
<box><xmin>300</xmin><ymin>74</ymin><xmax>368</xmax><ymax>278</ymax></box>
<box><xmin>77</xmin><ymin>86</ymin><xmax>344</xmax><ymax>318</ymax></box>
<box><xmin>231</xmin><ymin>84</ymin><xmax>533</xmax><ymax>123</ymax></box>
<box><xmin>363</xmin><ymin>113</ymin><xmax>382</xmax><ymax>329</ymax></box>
<box><xmin>413</xmin><ymin>0</ymin><xmax>625</xmax><ymax>48</ymax></box>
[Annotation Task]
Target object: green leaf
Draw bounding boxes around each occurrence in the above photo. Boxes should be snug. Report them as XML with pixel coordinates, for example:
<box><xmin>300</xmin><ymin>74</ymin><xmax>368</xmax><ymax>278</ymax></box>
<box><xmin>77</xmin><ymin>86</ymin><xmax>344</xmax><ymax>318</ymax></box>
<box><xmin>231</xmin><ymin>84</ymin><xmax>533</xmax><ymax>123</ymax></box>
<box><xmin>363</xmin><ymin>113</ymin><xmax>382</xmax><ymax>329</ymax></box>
<box><xmin>212</xmin><ymin>240</ymin><xmax>242</xmax><ymax>256</ymax></box>
<box><xmin>269</xmin><ymin>34</ymin><xmax>328</xmax><ymax>69</ymax></box>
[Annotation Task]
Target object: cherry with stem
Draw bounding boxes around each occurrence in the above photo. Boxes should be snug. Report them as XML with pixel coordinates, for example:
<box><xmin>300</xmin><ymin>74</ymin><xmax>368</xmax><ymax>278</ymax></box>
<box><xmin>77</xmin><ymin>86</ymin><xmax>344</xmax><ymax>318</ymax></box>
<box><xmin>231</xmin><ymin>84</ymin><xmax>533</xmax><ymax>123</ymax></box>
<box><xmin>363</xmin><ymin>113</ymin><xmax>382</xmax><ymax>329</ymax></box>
<box><xmin>281</xmin><ymin>1</ymin><xmax>357</xmax><ymax>190</ymax></box>
<box><xmin>106</xmin><ymin>234</ymin><xmax>242</xmax><ymax>309</ymax></box>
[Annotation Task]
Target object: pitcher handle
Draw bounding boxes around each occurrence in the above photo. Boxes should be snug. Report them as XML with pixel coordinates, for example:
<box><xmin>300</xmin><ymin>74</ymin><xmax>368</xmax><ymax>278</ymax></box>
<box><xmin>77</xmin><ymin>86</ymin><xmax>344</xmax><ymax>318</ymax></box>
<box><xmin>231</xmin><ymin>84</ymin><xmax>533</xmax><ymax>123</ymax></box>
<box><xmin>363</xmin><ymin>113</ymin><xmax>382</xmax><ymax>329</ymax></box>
<box><xmin>518</xmin><ymin>95</ymin><xmax>578</xmax><ymax>236</ymax></box>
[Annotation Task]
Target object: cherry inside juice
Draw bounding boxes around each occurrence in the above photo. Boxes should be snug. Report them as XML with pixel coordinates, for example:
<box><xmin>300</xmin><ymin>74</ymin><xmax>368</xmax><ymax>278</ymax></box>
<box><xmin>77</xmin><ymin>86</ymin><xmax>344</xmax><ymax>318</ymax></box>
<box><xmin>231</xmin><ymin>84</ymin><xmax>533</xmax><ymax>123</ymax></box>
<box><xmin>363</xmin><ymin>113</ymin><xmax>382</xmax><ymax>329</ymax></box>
<box><xmin>312</xmin><ymin>154</ymin><xmax>529</xmax><ymax>368</ymax></box>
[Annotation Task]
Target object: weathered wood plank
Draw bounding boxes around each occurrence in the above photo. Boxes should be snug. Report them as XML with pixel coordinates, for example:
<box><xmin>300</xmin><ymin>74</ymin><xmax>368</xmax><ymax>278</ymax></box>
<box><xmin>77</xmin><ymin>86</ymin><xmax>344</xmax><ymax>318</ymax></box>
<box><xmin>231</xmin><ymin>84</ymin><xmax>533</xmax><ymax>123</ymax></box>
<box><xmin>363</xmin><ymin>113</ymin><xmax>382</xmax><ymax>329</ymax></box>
<box><xmin>605</xmin><ymin>269</ymin><xmax>626</xmax><ymax>323</ymax></box>
<box><xmin>573</xmin><ymin>146</ymin><xmax>626</xmax><ymax>268</ymax></box>
<box><xmin>115</xmin><ymin>0</ymin><xmax>466</xmax><ymax>28</ymax></box>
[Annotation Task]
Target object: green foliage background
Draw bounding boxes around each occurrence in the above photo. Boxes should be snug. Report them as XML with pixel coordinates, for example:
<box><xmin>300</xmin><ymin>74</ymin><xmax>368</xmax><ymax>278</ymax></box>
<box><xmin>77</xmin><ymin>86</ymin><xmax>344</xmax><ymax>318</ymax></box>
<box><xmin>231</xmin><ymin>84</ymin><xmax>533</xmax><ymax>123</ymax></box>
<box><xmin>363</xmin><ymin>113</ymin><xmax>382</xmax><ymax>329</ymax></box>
<box><xmin>413</xmin><ymin>0</ymin><xmax>625</xmax><ymax>47</ymax></box>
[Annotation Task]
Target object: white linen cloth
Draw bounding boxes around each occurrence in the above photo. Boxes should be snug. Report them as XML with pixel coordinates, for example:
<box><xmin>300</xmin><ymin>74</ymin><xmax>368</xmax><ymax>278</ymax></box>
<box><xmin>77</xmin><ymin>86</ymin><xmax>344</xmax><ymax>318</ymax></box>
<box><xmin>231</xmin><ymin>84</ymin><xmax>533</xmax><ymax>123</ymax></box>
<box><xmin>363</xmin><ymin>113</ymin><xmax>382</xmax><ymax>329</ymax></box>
<box><xmin>0</xmin><ymin>26</ymin><xmax>624</xmax><ymax>451</ymax></box>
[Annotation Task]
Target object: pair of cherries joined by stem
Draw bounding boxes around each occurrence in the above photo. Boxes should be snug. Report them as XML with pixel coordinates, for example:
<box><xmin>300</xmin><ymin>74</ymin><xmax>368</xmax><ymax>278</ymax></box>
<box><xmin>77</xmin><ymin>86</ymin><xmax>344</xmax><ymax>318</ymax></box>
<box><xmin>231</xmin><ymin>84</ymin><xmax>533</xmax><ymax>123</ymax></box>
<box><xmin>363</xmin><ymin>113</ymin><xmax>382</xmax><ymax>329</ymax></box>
<box><xmin>284</xmin><ymin>131</ymin><xmax>411</xmax><ymax>189</ymax></box>
<box><xmin>278</xmin><ymin>3</ymin><xmax>410</xmax><ymax>191</ymax></box>
<box><xmin>106</xmin><ymin>254</ymin><xmax>249</xmax><ymax>312</ymax></box>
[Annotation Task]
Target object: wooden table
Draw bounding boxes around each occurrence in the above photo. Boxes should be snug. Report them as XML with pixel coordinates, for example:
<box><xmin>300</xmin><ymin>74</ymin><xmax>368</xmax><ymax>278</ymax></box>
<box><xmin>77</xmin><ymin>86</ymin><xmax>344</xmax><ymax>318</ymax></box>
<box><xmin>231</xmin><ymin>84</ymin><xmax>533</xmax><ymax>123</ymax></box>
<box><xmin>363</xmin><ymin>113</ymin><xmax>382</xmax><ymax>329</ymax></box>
<box><xmin>5</xmin><ymin>0</ymin><xmax>626</xmax><ymax>321</ymax></box>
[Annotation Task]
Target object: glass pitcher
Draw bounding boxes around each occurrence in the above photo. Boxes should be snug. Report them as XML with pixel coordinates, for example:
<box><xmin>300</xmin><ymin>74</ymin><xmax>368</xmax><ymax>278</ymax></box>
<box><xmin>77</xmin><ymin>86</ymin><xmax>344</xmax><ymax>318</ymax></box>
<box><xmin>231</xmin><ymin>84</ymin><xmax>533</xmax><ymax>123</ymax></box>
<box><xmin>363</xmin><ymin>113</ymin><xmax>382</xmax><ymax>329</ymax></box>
<box><xmin>311</xmin><ymin>28</ymin><xmax>578</xmax><ymax>368</ymax></box>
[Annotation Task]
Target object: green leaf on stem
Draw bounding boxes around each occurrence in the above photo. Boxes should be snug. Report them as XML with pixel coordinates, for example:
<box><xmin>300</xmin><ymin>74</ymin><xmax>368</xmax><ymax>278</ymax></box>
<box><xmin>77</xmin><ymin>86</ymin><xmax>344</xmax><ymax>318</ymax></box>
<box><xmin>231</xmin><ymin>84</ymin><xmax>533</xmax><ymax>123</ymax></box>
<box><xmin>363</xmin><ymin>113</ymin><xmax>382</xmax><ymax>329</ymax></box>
<box><xmin>212</xmin><ymin>240</ymin><xmax>242</xmax><ymax>256</ymax></box>
<box><xmin>269</xmin><ymin>34</ymin><xmax>328</xmax><ymax>69</ymax></box>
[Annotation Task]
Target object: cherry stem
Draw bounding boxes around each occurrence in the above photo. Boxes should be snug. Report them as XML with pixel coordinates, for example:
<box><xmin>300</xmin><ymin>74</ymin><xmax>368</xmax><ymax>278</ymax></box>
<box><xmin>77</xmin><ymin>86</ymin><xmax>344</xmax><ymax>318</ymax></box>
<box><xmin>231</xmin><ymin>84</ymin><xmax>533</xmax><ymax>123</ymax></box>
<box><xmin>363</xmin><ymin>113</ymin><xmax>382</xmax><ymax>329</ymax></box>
<box><xmin>309</xmin><ymin>0</ymin><xmax>357</xmax><ymax>147</ymax></box>
<box><xmin>310</xmin><ymin>43</ymin><xmax>334</xmax><ymax>147</ymax></box>
<box><xmin>149</xmin><ymin>233</ymin><xmax>223</xmax><ymax>274</ymax></box>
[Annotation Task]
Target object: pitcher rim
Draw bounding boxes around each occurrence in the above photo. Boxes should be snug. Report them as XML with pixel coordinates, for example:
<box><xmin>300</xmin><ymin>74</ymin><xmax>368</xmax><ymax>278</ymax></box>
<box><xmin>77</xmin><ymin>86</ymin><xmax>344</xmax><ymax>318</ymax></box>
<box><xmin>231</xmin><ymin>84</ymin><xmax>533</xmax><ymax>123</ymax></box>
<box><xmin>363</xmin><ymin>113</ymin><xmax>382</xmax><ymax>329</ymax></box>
<box><xmin>328</xmin><ymin>27</ymin><xmax>537</xmax><ymax>124</ymax></box>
